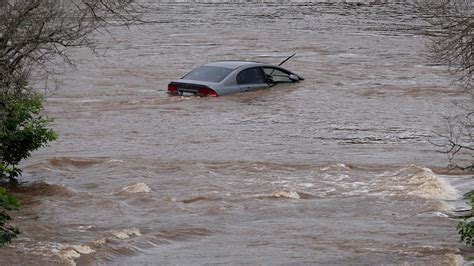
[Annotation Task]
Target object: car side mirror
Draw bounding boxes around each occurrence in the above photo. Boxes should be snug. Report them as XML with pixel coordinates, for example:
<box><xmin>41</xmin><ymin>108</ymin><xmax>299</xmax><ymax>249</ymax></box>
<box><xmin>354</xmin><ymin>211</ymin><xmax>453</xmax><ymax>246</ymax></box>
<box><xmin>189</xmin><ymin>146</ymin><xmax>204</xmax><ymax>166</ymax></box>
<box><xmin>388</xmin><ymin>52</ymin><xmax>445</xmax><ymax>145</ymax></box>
<box><xmin>289</xmin><ymin>74</ymin><xmax>299</xmax><ymax>82</ymax></box>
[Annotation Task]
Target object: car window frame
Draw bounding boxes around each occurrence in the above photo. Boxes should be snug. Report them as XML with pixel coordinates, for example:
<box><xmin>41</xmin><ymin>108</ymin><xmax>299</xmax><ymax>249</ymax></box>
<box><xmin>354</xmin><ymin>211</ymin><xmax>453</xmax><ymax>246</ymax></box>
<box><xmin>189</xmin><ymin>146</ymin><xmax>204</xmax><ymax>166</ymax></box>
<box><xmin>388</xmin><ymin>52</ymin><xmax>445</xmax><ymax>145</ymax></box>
<box><xmin>262</xmin><ymin>67</ymin><xmax>294</xmax><ymax>83</ymax></box>
<box><xmin>236</xmin><ymin>67</ymin><xmax>267</xmax><ymax>85</ymax></box>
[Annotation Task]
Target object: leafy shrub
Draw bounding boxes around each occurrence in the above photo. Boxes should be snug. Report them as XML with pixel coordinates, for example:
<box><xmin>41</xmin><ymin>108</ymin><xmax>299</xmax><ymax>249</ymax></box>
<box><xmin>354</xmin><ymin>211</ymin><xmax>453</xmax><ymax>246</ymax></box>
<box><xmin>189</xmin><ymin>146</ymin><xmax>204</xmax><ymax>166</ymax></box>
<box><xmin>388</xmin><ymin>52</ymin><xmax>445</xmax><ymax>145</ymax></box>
<box><xmin>0</xmin><ymin>187</ymin><xmax>20</xmax><ymax>246</ymax></box>
<box><xmin>457</xmin><ymin>220</ymin><xmax>474</xmax><ymax>246</ymax></box>
<box><xmin>0</xmin><ymin>91</ymin><xmax>57</xmax><ymax>245</ymax></box>
<box><xmin>456</xmin><ymin>190</ymin><xmax>474</xmax><ymax>248</ymax></box>
<box><xmin>0</xmin><ymin>92</ymin><xmax>57</xmax><ymax>181</ymax></box>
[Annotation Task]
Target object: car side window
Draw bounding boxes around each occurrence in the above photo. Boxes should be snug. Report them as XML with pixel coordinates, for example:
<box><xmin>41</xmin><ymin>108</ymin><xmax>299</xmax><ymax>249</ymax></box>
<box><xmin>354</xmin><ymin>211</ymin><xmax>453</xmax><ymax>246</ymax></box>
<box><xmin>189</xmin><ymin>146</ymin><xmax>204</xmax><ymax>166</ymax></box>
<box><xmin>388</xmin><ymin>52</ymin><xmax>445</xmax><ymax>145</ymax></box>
<box><xmin>237</xmin><ymin>67</ymin><xmax>266</xmax><ymax>85</ymax></box>
<box><xmin>262</xmin><ymin>67</ymin><xmax>292</xmax><ymax>83</ymax></box>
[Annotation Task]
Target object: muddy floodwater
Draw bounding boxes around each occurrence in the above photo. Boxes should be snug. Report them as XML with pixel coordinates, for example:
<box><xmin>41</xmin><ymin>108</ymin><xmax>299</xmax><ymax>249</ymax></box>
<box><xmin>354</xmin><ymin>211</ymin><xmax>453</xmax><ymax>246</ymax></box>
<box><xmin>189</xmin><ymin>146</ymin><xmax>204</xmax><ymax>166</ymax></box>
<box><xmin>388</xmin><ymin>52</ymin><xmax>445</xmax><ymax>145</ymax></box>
<box><xmin>2</xmin><ymin>1</ymin><xmax>473</xmax><ymax>265</ymax></box>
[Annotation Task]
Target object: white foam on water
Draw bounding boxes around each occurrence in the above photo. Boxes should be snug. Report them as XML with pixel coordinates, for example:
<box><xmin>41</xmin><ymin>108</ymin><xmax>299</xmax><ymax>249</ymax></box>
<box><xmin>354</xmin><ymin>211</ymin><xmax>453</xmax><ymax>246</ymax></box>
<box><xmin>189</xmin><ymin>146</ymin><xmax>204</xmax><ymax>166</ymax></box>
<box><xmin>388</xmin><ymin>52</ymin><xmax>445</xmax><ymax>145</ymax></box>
<box><xmin>77</xmin><ymin>225</ymin><xmax>94</xmax><ymax>232</ymax></box>
<box><xmin>105</xmin><ymin>159</ymin><xmax>124</xmax><ymax>164</ymax></box>
<box><xmin>445</xmin><ymin>253</ymin><xmax>465</xmax><ymax>266</ymax></box>
<box><xmin>72</xmin><ymin>244</ymin><xmax>95</xmax><ymax>254</ymax></box>
<box><xmin>407</xmin><ymin>167</ymin><xmax>459</xmax><ymax>201</ymax></box>
<box><xmin>56</xmin><ymin>244</ymin><xmax>97</xmax><ymax>265</ymax></box>
<box><xmin>122</xmin><ymin>183</ymin><xmax>151</xmax><ymax>193</ymax></box>
<box><xmin>54</xmin><ymin>227</ymin><xmax>142</xmax><ymax>265</ymax></box>
<box><xmin>266</xmin><ymin>190</ymin><xmax>301</xmax><ymax>199</ymax></box>
<box><xmin>111</xmin><ymin>227</ymin><xmax>142</xmax><ymax>239</ymax></box>
<box><xmin>58</xmin><ymin>249</ymin><xmax>80</xmax><ymax>266</ymax></box>
<box><xmin>299</xmin><ymin>183</ymin><xmax>315</xmax><ymax>188</ymax></box>
<box><xmin>375</xmin><ymin>166</ymin><xmax>461</xmax><ymax>202</ymax></box>
<box><xmin>271</xmin><ymin>180</ymin><xmax>291</xmax><ymax>185</ymax></box>
<box><xmin>320</xmin><ymin>163</ymin><xmax>351</xmax><ymax>172</ymax></box>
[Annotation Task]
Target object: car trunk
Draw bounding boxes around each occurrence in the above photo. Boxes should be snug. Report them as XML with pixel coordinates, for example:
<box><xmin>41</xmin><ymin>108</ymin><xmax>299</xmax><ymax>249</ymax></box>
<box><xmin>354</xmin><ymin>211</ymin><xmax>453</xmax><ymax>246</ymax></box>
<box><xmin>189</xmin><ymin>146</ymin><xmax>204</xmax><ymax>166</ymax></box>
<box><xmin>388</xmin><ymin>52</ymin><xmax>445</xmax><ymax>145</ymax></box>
<box><xmin>168</xmin><ymin>82</ymin><xmax>218</xmax><ymax>97</ymax></box>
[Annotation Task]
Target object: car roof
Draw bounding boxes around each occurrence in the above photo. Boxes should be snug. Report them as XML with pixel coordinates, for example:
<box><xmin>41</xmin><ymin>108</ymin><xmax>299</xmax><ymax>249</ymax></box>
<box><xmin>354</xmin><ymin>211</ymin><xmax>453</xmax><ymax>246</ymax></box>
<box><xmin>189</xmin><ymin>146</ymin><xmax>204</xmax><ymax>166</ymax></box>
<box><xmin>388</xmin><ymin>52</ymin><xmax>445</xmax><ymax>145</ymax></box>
<box><xmin>204</xmin><ymin>61</ymin><xmax>263</xmax><ymax>70</ymax></box>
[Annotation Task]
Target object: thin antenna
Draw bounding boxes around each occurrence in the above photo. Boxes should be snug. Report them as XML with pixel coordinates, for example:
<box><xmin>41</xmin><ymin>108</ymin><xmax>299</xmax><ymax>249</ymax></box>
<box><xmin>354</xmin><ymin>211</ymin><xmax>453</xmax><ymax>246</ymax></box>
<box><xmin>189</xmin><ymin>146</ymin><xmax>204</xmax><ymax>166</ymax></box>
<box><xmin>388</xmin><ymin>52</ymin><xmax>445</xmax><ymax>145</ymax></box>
<box><xmin>278</xmin><ymin>53</ymin><xmax>296</xmax><ymax>66</ymax></box>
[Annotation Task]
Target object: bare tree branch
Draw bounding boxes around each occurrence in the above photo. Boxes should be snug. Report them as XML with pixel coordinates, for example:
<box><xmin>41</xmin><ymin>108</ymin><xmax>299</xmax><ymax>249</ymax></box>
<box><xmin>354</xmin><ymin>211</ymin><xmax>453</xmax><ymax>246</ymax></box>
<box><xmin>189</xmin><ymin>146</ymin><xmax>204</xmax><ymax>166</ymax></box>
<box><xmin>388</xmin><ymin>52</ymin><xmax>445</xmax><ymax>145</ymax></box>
<box><xmin>418</xmin><ymin>0</ymin><xmax>473</xmax><ymax>92</ymax></box>
<box><xmin>418</xmin><ymin>1</ymin><xmax>474</xmax><ymax>171</ymax></box>
<box><xmin>0</xmin><ymin>0</ymin><xmax>149</xmax><ymax>97</ymax></box>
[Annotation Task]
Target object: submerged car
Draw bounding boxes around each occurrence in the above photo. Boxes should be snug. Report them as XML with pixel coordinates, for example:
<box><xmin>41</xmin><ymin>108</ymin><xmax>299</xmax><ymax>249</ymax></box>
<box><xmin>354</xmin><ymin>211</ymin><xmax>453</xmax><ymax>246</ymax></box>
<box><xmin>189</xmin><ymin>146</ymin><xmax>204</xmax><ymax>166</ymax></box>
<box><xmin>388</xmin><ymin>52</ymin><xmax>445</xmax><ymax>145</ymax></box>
<box><xmin>167</xmin><ymin>60</ymin><xmax>304</xmax><ymax>97</ymax></box>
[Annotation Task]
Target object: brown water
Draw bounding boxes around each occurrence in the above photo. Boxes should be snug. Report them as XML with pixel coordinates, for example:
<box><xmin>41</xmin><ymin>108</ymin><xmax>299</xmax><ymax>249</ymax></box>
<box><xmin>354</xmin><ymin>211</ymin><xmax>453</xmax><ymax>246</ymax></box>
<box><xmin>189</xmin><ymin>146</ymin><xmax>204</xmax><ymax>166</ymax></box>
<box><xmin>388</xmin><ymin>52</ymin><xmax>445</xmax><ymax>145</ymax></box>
<box><xmin>2</xmin><ymin>1</ymin><xmax>474</xmax><ymax>265</ymax></box>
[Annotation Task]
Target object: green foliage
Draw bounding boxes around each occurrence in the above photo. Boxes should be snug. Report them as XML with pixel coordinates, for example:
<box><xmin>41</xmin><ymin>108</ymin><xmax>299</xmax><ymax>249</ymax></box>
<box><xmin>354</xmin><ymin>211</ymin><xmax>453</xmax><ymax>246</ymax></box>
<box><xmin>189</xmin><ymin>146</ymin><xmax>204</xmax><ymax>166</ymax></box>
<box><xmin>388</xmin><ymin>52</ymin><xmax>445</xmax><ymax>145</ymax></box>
<box><xmin>464</xmin><ymin>190</ymin><xmax>474</xmax><ymax>206</ymax></box>
<box><xmin>0</xmin><ymin>187</ymin><xmax>20</xmax><ymax>246</ymax></box>
<box><xmin>457</xmin><ymin>220</ymin><xmax>474</xmax><ymax>246</ymax></box>
<box><xmin>456</xmin><ymin>190</ymin><xmax>474</xmax><ymax>248</ymax></box>
<box><xmin>0</xmin><ymin>89</ymin><xmax>57</xmax><ymax>246</ymax></box>
<box><xmin>0</xmin><ymin>92</ymin><xmax>57</xmax><ymax>180</ymax></box>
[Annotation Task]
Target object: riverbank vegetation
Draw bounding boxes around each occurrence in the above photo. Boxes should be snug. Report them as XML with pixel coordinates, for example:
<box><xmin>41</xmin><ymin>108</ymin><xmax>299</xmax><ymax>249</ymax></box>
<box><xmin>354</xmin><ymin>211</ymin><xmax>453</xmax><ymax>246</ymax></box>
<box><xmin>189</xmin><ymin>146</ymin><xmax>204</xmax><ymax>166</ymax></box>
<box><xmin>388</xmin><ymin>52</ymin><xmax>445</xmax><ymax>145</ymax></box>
<box><xmin>0</xmin><ymin>0</ymin><xmax>146</xmax><ymax>246</ymax></box>
<box><xmin>456</xmin><ymin>190</ymin><xmax>474</xmax><ymax>261</ymax></box>
<box><xmin>417</xmin><ymin>0</ymin><xmax>473</xmax><ymax>259</ymax></box>
<box><xmin>418</xmin><ymin>0</ymin><xmax>473</xmax><ymax>171</ymax></box>
<box><xmin>0</xmin><ymin>187</ymin><xmax>19</xmax><ymax>245</ymax></box>
<box><xmin>457</xmin><ymin>190</ymin><xmax>474</xmax><ymax>244</ymax></box>
<box><xmin>0</xmin><ymin>90</ymin><xmax>57</xmax><ymax>244</ymax></box>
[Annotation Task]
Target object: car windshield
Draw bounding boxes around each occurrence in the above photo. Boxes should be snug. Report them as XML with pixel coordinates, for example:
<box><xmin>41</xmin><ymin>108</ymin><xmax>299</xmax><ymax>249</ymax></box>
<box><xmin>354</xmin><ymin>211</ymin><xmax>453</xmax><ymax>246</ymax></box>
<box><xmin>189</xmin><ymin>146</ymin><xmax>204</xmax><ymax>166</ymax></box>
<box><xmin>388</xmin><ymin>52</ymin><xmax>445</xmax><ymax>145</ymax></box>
<box><xmin>182</xmin><ymin>66</ymin><xmax>233</xmax><ymax>82</ymax></box>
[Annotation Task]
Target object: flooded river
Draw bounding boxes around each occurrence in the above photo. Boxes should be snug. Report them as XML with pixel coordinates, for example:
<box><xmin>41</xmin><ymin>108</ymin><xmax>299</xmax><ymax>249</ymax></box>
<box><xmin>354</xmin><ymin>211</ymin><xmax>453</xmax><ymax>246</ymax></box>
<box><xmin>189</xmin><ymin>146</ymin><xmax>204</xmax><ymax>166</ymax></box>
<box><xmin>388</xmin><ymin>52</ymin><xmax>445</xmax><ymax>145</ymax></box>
<box><xmin>2</xmin><ymin>1</ymin><xmax>473</xmax><ymax>265</ymax></box>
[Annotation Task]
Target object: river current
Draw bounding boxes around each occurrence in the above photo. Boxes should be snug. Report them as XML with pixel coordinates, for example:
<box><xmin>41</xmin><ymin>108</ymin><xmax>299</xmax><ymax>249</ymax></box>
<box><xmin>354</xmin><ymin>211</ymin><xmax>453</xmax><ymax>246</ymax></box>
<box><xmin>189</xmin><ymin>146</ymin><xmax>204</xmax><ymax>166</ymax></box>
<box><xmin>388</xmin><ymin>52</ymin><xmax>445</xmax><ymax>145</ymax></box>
<box><xmin>1</xmin><ymin>1</ymin><xmax>473</xmax><ymax>265</ymax></box>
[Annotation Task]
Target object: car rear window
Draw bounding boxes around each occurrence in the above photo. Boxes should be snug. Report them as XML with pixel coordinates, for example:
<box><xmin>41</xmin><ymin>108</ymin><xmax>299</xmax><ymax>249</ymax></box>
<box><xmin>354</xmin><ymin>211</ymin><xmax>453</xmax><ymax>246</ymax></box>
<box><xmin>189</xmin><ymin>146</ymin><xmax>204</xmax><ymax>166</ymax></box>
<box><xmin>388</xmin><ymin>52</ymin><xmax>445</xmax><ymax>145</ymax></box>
<box><xmin>182</xmin><ymin>66</ymin><xmax>233</xmax><ymax>82</ymax></box>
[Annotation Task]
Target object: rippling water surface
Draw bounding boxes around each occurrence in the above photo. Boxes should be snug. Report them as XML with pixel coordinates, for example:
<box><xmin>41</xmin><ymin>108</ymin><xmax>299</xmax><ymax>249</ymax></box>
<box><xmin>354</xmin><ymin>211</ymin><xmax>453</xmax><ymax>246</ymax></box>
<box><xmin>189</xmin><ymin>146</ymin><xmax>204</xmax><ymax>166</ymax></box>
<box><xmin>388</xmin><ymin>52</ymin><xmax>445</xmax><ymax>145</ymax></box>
<box><xmin>2</xmin><ymin>1</ymin><xmax>473</xmax><ymax>265</ymax></box>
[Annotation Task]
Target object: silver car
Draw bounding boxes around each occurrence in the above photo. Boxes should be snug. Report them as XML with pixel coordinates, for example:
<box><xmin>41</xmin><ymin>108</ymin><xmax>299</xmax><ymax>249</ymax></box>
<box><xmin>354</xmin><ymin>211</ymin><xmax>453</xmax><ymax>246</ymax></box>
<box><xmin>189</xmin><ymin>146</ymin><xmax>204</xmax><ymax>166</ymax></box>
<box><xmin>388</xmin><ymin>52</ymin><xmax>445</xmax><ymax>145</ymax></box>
<box><xmin>167</xmin><ymin>61</ymin><xmax>304</xmax><ymax>97</ymax></box>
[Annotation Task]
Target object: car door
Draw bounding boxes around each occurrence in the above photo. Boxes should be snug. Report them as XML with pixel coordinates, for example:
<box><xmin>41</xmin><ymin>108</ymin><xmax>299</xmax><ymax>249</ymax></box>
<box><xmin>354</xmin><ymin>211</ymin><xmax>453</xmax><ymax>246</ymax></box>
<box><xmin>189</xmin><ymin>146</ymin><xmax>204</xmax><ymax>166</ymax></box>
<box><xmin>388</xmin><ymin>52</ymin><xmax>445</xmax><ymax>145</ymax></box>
<box><xmin>236</xmin><ymin>67</ymin><xmax>269</xmax><ymax>92</ymax></box>
<box><xmin>262</xmin><ymin>67</ymin><xmax>294</xmax><ymax>84</ymax></box>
